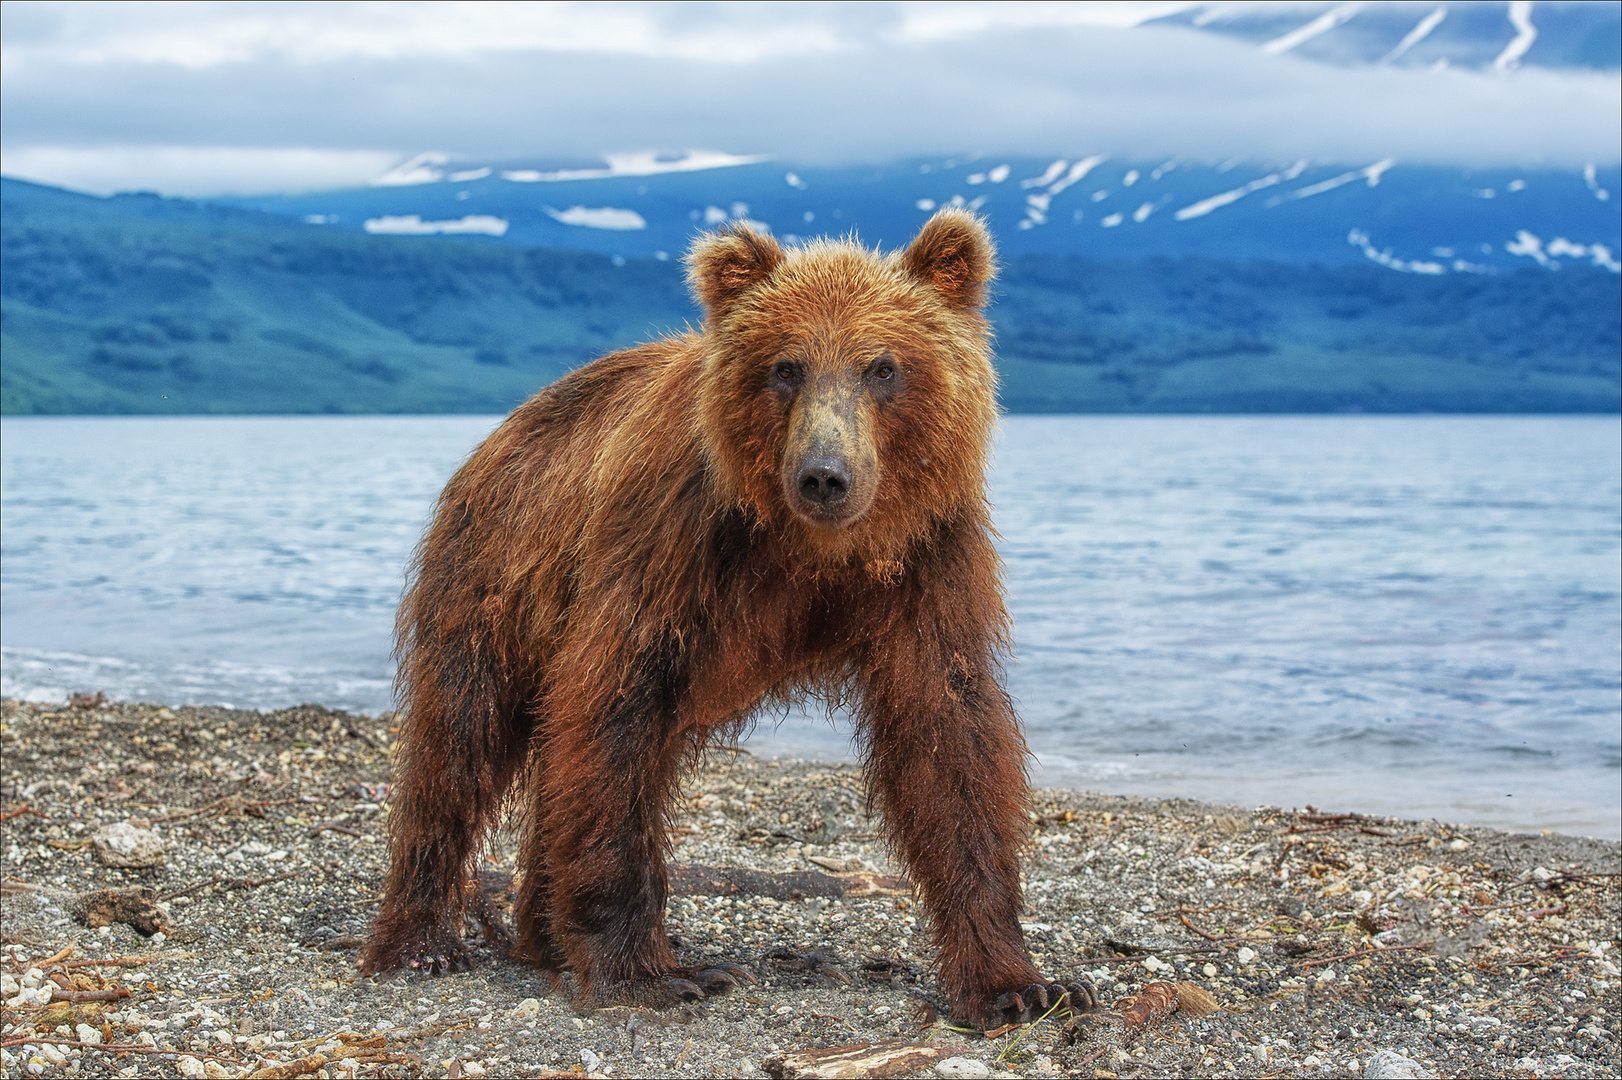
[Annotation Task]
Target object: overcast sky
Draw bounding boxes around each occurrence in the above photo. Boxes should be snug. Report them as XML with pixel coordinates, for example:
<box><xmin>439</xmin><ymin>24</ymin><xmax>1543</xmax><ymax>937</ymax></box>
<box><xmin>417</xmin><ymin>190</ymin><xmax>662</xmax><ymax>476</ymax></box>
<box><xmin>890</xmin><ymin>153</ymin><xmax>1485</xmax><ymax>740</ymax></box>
<box><xmin>2</xmin><ymin>0</ymin><xmax>1618</xmax><ymax>196</ymax></box>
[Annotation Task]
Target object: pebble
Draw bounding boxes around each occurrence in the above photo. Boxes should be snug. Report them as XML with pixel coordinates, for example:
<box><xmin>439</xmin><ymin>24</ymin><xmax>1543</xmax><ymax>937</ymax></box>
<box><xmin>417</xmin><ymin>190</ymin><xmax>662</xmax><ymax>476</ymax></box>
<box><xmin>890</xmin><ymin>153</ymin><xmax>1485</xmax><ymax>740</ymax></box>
<box><xmin>8</xmin><ymin>985</ymin><xmax>52</xmax><ymax>1008</ymax></box>
<box><xmin>175</xmin><ymin>1055</ymin><xmax>206</xmax><ymax>1079</ymax></box>
<box><xmin>1236</xmin><ymin>946</ymin><xmax>1257</xmax><ymax>965</ymax></box>
<box><xmin>935</xmin><ymin>1057</ymin><xmax>992</xmax><ymax>1079</ymax></box>
<box><xmin>74</xmin><ymin>1023</ymin><xmax>101</xmax><ymax>1045</ymax></box>
<box><xmin>1364</xmin><ymin>1048</ymin><xmax>1438</xmax><ymax>1078</ymax></box>
<box><xmin>580</xmin><ymin>1048</ymin><xmax>603</xmax><ymax>1071</ymax></box>
<box><xmin>462</xmin><ymin>1062</ymin><xmax>487</xmax><ymax>1078</ymax></box>
<box><xmin>91</xmin><ymin>822</ymin><xmax>166</xmax><ymax>868</ymax></box>
<box><xmin>512</xmin><ymin>998</ymin><xmax>542</xmax><ymax>1017</ymax></box>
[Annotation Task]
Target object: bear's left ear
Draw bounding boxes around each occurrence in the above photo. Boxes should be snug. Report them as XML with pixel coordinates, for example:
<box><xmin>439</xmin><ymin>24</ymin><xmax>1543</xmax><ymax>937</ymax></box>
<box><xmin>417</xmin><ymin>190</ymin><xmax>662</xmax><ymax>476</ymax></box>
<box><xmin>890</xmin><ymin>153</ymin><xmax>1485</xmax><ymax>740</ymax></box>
<box><xmin>903</xmin><ymin>209</ymin><xmax>996</xmax><ymax>310</ymax></box>
<box><xmin>686</xmin><ymin>223</ymin><xmax>784</xmax><ymax>317</ymax></box>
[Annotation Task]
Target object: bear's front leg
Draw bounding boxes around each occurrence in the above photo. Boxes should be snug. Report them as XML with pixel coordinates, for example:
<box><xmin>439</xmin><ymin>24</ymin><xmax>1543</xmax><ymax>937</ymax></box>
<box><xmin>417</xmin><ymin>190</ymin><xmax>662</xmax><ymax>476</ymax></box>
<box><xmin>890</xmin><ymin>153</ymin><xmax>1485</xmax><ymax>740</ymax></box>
<box><xmin>536</xmin><ymin>649</ymin><xmax>754</xmax><ymax>1004</ymax></box>
<box><xmin>858</xmin><ymin>622</ymin><xmax>1097</xmax><ymax>1028</ymax></box>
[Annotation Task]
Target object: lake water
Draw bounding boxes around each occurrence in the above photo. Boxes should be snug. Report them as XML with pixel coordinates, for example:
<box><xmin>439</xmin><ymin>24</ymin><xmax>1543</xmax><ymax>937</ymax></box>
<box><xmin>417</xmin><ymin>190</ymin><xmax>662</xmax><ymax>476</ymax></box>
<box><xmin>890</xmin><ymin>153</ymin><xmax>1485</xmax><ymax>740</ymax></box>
<box><xmin>3</xmin><ymin>415</ymin><xmax>1618</xmax><ymax>839</ymax></box>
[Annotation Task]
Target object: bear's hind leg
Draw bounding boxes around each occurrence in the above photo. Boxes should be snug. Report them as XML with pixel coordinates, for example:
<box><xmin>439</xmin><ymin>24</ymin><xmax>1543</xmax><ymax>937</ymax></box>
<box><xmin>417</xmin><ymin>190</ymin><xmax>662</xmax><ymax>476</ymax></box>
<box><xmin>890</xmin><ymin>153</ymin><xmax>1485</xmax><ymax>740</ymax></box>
<box><xmin>512</xmin><ymin>795</ymin><xmax>567</xmax><ymax>977</ymax></box>
<box><xmin>362</xmin><ymin>661</ymin><xmax>529</xmax><ymax>977</ymax></box>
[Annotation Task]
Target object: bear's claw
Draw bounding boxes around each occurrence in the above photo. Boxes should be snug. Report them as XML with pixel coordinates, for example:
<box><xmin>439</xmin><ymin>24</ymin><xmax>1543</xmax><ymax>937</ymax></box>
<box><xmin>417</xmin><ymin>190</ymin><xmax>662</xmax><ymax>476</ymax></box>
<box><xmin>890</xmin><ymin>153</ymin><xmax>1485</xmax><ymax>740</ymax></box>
<box><xmin>985</xmin><ymin>978</ymin><xmax>1098</xmax><ymax>1028</ymax></box>
<box><xmin>604</xmin><ymin>964</ymin><xmax>756</xmax><ymax>1007</ymax></box>
<box><xmin>686</xmin><ymin>962</ymin><xmax>756</xmax><ymax>993</ymax></box>
<box><xmin>666</xmin><ymin>977</ymin><xmax>705</xmax><ymax>1002</ymax></box>
<box><xmin>764</xmin><ymin>947</ymin><xmax>851</xmax><ymax>984</ymax></box>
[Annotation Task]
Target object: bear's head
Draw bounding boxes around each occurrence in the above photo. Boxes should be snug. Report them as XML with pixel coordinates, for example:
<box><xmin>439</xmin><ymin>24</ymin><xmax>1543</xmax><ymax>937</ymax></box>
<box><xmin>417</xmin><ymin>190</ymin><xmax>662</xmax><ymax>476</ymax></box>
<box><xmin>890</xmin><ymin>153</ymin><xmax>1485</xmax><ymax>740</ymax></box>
<box><xmin>688</xmin><ymin>209</ymin><xmax>999</xmax><ymax>563</ymax></box>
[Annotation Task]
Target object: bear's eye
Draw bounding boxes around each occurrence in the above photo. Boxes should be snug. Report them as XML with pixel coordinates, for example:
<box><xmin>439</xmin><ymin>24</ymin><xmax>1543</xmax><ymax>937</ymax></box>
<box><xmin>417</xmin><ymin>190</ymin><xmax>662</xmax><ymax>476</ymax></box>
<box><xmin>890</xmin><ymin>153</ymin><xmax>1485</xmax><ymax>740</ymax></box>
<box><xmin>872</xmin><ymin>362</ymin><xmax>895</xmax><ymax>381</ymax></box>
<box><xmin>772</xmin><ymin>362</ymin><xmax>802</xmax><ymax>387</ymax></box>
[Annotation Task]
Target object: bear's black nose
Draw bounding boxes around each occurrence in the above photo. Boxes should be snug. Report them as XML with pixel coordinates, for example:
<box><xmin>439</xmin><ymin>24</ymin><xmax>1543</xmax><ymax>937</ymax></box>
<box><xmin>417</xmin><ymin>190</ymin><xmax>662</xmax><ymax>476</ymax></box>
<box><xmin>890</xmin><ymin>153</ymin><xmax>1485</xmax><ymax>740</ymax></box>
<box><xmin>798</xmin><ymin>456</ymin><xmax>851</xmax><ymax>506</ymax></box>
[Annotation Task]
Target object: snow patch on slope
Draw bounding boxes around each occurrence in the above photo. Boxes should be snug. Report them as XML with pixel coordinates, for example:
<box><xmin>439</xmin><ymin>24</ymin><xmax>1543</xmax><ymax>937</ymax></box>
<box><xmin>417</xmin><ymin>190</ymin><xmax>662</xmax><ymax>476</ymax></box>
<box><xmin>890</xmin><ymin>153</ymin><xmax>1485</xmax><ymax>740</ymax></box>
<box><xmin>1381</xmin><ymin>7</ymin><xmax>1446</xmax><ymax>65</ymax></box>
<box><xmin>1510</xmin><ymin>231</ymin><xmax>1622</xmax><ymax>271</ymax></box>
<box><xmin>1348</xmin><ymin>229</ymin><xmax>1445</xmax><ymax>273</ymax></box>
<box><xmin>1020</xmin><ymin>160</ymin><xmax>1069</xmax><ymax>189</ymax></box>
<box><xmin>503</xmin><ymin>150</ymin><xmax>764</xmax><ymax>184</ymax></box>
<box><xmin>370</xmin><ymin>152</ymin><xmax>450</xmax><ymax>187</ymax></box>
<box><xmin>1175</xmin><ymin>161</ymin><xmax>1307</xmax><ymax>220</ymax></box>
<box><xmin>1261</xmin><ymin>3</ymin><xmax>1365</xmax><ymax>55</ymax></box>
<box><xmin>1583</xmin><ymin>164</ymin><xmax>1610</xmax><ymax>201</ymax></box>
<box><xmin>1269</xmin><ymin>158</ymin><xmax>1395</xmax><ymax>206</ymax></box>
<box><xmin>543</xmin><ymin>206</ymin><xmax>647</xmax><ymax>230</ymax></box>
<box><xmin>1493</xmin><ymin>0</ymin><xmax>1537</xmax><ymax>74</ymax></box>
<box><xmin>363</xmin><ymin>214</ymin><xmax>508</xmax><ymax>236</ymax></box>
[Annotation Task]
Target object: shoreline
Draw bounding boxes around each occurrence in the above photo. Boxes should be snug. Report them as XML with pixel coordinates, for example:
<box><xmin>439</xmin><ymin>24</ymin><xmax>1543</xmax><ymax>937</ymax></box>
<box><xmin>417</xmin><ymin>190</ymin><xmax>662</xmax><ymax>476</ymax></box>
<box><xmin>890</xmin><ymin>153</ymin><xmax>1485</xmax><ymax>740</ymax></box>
<box><xmin>2</xmin><ymin>698</ymin><xmax>1618</xmax><ymax>1079</ymax></box>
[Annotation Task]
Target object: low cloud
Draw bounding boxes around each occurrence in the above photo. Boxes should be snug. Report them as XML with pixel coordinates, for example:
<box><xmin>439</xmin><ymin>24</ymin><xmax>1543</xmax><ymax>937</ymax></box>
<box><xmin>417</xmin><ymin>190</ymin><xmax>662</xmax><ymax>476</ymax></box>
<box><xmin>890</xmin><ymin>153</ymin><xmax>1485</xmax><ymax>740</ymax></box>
<box><xmin>1</xmin><ymin>5</ymin><xmax>1616</xmax><ymax>196</ymax></box>
<box><xmin>0</xmin><ymin>145</ymin><xmax>399</xmax><ymax>197</ymax></box>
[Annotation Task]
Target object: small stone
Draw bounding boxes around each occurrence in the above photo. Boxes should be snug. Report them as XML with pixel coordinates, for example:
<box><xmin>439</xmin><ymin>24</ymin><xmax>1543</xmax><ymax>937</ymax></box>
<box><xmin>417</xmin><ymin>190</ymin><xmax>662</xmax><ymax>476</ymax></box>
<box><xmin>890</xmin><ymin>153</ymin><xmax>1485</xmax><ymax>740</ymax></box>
<box><xmin>1446</xmin><ymin>838</ymin><xmax>1469</xmax><ymax>851</ymax></box>
<box><xmin>1236</xmin><ymin>946</ymin><xmax>1256</xmax><ymax>965</ymax></box>
<box><xmin>1202</xmin><ymin>963</ymin><xmax>1217</xmax><ymax>978</ymax></box>
<box><xmin>935</xmin><ymin>1057</ymin><xmax>993</xmax><ymax>1079</ymax></box>
<box><xmin>203</xmin><ymin>1061</ymin><xmax>233</xmax><ymax>1079</ymax></box>
<box><xmin>0</xmin><ymin>974</ymin><xmax>17</xmax><ymax>997</ymax></box>
<box><xmin>18</xmin><ymin>985</ymin><xmax>53</xmax><ymax>1007</ymax></box>
<box><xmin>74</xmin><ymin>1024</ymin><xmax>101</xmax><ymax>1045</ymax></box>
<box><xmin>580</xmin><ymin>1048</ymin><xmax>602</xmax><ymax>1072</ymax></box>
<box><xmin>373</xmin><ymin>1019</ymin><xmax>395</xmax><ymax>1031</ymax></box>
<box><xmin>1364</xmin><ymin>1048</ymin><xmax>1437</xmax><ymax>1078</ymax></box>
<box><xmin>91</xmin><ymin>823</ymin><xmax>166</xmax><ymax>868</ymax></box>
<box><xmin>512</xmin><ymin>998</ymin><xmax>542</xmax><ymax>1017</ymax></box>
<box><xmin>462</xmin><ymin>1062</ymin><xmax>486</xmax><ymax>1078</ymax></box>
<box><xmin>175</xmin><ymin>1055</ymin><xmax>206</xmax><ymax>1079</ymax></box>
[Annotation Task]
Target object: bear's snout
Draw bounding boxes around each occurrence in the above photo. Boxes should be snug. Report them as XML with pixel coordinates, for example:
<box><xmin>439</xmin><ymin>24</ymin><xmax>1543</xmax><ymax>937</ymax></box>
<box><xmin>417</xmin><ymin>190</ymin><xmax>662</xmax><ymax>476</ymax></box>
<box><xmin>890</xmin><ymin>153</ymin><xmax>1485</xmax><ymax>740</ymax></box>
<box><xmin>797</xmin><ymin>455</ymin><xmax>851</xmax><ymax>507</ymax></box>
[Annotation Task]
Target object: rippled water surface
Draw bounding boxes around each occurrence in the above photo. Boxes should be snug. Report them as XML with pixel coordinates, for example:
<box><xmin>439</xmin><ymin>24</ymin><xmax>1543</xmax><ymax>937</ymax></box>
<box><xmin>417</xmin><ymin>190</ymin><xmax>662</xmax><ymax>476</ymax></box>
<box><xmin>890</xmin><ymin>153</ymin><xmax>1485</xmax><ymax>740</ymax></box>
<box><xmin>3</xmin><ymin>415</ymin><xmax>1617</xmax><ymax>837</ymax></box>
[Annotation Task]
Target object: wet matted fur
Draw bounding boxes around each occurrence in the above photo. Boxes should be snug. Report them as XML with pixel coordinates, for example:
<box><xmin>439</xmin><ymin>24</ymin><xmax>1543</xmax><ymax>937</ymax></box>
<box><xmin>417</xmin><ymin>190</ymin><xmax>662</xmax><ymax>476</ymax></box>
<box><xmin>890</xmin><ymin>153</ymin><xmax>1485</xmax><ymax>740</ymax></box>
<box><xmin>361</xmin><ymin>210</ymin><xmax>1095</xmax><ymax>1025</ymax></box>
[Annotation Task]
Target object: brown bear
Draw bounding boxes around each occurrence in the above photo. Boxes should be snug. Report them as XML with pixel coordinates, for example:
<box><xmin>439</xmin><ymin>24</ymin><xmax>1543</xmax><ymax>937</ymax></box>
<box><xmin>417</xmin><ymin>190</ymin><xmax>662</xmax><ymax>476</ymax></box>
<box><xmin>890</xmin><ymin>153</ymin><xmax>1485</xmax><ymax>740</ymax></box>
<box><xmin>360</xmin><ymin>209</ymin><xmax>1096</xmax><ymax>1027</ymax></box>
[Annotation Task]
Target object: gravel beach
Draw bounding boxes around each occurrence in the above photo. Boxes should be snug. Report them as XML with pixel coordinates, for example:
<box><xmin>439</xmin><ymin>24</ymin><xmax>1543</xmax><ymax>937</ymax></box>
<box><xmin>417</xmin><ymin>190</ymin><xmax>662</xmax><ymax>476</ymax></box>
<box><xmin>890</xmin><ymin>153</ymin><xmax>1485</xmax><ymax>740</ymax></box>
<box><xmin>2</xmin><ymin>698</ymin><xmax>1617</xmax><ymax>1079</ymax></box>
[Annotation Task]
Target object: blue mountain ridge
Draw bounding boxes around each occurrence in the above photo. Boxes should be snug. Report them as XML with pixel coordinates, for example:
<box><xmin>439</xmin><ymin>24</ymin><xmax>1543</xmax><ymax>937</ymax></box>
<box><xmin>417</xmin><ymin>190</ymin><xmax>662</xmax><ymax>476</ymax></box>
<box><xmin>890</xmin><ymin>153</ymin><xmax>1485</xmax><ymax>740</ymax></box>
<box><xmin>3</xmin><ymin>175</ymin><xmax>1616</xmax><ymax>416</ymax></box>
<box><xmin>212</xmin><ymin>154</ymin><xmax>1620</xmax><ymax>276</ymax></box>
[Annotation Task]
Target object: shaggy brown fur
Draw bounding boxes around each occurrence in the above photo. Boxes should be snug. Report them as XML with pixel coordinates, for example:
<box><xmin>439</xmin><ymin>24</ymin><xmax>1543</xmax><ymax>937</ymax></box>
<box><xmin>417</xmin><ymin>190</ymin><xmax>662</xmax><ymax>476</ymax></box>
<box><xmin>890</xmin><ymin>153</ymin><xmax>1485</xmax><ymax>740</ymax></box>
<box><xmin>360</xmin><ymin>210</ymin><xmax>1096</xmax><ymax>1026</ymax></box>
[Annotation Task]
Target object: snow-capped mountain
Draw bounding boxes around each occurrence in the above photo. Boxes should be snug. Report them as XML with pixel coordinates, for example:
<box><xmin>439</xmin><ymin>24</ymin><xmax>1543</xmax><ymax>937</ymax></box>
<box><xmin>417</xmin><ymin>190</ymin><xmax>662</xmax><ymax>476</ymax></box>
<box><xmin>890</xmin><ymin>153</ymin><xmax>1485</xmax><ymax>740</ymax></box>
<box><xmin>214</xmin><ymin>151</ymin><xmax>1620</xmax><ymax>275</ymax></box>
<box><xmin>1152</xmin><ymin>1</ymin><xmax>1620</xmax><ymax>72</ymax></box>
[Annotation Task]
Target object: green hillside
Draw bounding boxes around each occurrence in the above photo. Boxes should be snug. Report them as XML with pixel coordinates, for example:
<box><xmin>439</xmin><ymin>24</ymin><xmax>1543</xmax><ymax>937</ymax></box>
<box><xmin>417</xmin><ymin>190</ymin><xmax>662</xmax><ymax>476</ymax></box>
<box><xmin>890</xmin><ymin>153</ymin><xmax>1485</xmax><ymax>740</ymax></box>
<box><xmin>2</xmin><ymin>178</ymin><xmax>1617</xmax><ymax>414</ymax></box>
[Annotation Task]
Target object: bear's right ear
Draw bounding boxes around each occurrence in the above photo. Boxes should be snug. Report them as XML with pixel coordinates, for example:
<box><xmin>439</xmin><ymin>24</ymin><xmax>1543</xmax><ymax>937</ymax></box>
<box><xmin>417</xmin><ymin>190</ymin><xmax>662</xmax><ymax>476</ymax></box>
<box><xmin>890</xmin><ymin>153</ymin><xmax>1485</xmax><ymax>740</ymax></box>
<box><xmin>686</xmin><ymin>224</ymin><xmax>784</xmax><ymax>317</ymax></box>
